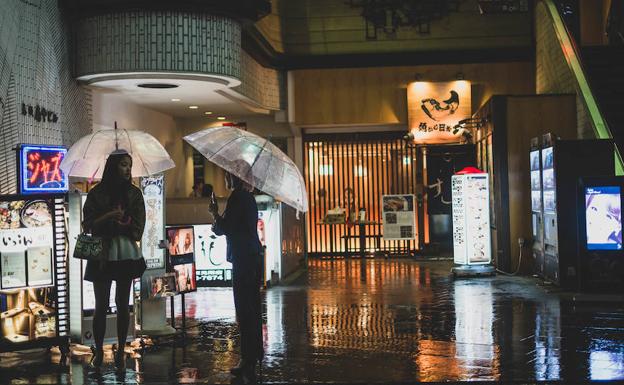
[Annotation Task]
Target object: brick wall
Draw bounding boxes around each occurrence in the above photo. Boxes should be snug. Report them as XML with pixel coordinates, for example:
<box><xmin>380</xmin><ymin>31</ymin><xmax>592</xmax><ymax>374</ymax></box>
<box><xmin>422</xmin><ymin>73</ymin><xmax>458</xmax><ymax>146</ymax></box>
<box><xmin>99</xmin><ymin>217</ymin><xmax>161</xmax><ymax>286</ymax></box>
<box><xmin>535</xmin><ymin>1</ymin><xmax>593</xmax><ymax>139</ymax></box>
<box><xmin>0</xmin><ymin>0</ymin><xmax>91</xmax><ymax>194</ymax></box>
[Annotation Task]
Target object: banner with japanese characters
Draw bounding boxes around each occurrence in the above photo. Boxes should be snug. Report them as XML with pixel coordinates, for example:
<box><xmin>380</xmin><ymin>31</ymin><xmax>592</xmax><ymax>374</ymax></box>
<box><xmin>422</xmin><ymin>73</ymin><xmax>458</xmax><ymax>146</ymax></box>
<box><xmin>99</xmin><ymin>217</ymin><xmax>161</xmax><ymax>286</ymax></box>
<box><xmin>407</xmin><ymin>81</ymin><xmax>471</xmax><ymax>144</ymax></box>
<box><xmin>141</xmin><ymin>175</ymin><xmax>165</xmax><ymax>270</ymax></box>
<box><xmin>382</xmin><ymin>195</ymin><xmax>416</xmax><ymax>240</ymax></box>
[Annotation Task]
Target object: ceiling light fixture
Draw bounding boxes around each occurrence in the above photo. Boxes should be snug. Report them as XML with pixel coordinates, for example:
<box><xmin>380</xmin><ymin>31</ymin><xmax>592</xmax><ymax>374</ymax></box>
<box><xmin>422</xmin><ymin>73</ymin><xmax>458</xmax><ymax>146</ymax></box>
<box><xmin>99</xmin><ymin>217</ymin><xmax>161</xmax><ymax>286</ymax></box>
<box><xmin>171</xmin><ymin>98</ymin><xmax>181</xmax><ymax>102</ymax></box>
<box><xmin>137</xmin><ymin>83</ymin><xmax>178</xmax><ymax>89</ymax></box>
<box><xmin>217</xmin><ymin>116</ymin><xmax>226</xmax><ymax>120</ymax></box>
<box><xmin>189</xmin><ymin>106</ymin><xmax>199</xmax><ymax>109</ymax></box>
<box><xmin>204</xmin><ymin>111</ymin><xmax>213</xmax><ymax>115</ymax></box>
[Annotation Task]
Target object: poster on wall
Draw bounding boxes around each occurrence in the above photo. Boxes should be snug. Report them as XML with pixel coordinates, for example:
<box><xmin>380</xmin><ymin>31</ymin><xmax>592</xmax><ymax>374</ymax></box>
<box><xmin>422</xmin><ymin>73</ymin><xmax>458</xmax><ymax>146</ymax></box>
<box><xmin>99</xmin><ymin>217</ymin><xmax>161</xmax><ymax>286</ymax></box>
<box><xmin>18</xmin><ymin>145</ymin><xmax>68</xmax><ymax>194</ymax></box>
<box><xmin>407</xmin><ymin>81</ymin><xmax>472</xmax><ymax>144</ymax></box>
<box><xmin>382</xmin><ymin>195</ymin><xmax>416</xmax><ymax>240</ymax></box>
<box><xmin>150</xmin><ymin>273</ymin><xmax>178</xmax><ymax>298</ymax></box>
<box><xmin>141</xmin><ymin>175</ymin><xmax>165</xmax><ymax>270</ymax></box>
<box><xmin>194</xmin><ymin>224</ymin><xmax>231</xmax><ymax>286</ymax></box>
<box><xmin>0</xmin><ymin>197</ymin><xmax>57</xmax><ymax>345</ymax></box>
<box><xmin>166</xmin><ymin>227</ymin><xmax>197</xmax><ymax>293</ymax></box>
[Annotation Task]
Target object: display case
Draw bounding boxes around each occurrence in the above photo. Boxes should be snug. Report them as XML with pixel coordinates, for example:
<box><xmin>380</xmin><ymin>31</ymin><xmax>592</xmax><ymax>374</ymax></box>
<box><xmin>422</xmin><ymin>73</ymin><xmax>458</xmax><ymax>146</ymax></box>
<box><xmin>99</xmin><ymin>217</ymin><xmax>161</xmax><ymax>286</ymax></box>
<box><xmin>256</xmin><ymin>195</ymin><xmax>283</xmax><ymax>286</ymax></box>
<box><xmin>451</xmin><ymin>173</ymin><xmax>492</xmax><ymax>265</ymax></box>
<box><xmin>0</xmin><ymin>194</ymin><xmax>69</xmax><ymax>354</ymax></box>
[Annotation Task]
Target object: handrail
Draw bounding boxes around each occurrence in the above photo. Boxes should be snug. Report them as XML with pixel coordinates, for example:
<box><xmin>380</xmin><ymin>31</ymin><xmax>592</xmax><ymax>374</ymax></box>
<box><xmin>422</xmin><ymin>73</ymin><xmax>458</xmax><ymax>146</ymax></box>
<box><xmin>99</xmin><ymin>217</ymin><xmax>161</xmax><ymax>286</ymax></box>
<box><xmin>541</xmin><ymin>0</ymin><xmax>624</xmax><ymax>175</ymax></box>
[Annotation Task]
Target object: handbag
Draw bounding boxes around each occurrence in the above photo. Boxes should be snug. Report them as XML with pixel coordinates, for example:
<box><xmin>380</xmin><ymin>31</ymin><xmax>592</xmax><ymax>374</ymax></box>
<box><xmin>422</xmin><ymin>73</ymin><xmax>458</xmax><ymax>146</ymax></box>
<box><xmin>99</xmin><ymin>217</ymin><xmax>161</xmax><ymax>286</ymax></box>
<box><xmin>73</xmin><ymin>233</ymin><xmax>104</xmax><ymax>261</ymax></box>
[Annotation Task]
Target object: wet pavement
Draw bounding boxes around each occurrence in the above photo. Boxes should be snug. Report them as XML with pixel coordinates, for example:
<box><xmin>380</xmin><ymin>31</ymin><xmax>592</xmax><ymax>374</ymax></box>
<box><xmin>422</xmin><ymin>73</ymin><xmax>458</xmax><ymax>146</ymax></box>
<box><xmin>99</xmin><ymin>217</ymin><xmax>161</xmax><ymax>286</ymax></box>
<box><xmin>1</xmin><ymin>259</ymin><xmax>624</xmax><ymax>384</ymax></box>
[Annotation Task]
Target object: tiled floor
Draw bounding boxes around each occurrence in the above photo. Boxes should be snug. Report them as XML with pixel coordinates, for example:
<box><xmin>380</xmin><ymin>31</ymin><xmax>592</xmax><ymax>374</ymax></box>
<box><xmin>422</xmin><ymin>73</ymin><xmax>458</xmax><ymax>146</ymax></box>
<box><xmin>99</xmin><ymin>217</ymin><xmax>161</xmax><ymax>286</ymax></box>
<box><xmin>1</xmin><ymin>259</ymin><xmax>623</xmax><ymax>384</ymax></box>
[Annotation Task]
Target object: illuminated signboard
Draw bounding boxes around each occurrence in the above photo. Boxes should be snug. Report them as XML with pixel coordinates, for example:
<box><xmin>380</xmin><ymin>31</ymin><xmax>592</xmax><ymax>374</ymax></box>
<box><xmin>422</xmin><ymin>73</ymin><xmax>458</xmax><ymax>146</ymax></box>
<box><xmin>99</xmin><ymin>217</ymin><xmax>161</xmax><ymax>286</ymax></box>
<box><xmin>18</xmin><ymin>145</ymin><xmax>68</xmax><ymax>194</ymax></box>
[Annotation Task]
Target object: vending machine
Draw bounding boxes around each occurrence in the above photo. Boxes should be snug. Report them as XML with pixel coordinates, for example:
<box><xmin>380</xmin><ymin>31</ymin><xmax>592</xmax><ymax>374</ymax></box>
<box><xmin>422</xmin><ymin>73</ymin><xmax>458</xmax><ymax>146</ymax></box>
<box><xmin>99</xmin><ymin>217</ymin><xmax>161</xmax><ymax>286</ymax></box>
<box><xmin>540</xmin><ymin>135</ymin><xmax>614</xmax><ymax>289</ymax></box>
<box><xmin>451</xmin><ymin>171</ymin><xmax>493</xmax><ymax>271</ymax></box>
<box><xmin>530</xmin><ymin>137</ymin><xmax>545</xmax><ymax>277</ymax></box>
<box><xmin>577</xmin><ymin>176</ymin><xmax>624</xmax><ymax>292</ymax></box>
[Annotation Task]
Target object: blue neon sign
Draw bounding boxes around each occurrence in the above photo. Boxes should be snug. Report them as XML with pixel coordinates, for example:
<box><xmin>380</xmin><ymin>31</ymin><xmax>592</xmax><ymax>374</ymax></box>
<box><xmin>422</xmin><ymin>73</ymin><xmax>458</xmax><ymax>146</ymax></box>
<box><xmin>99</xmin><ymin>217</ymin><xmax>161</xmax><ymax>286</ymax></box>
<box><xmin>19</xmin><ymin>145</ymin><xmax>69</xmax><ymax>194</ymax></box>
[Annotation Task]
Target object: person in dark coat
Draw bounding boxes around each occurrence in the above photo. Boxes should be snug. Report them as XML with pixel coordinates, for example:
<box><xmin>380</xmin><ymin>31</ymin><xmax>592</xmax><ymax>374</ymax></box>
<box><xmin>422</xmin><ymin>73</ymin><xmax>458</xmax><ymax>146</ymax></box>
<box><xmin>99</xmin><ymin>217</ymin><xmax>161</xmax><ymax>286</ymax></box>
<box><xmin>82</xmin><ymin>150</ymin><xmax>146</xmax><ymax>372</ymax></box>
<box><xmin>209</xmin><ymin>166</ymin><xmax>263</xmax><ymax>383</ymax></box>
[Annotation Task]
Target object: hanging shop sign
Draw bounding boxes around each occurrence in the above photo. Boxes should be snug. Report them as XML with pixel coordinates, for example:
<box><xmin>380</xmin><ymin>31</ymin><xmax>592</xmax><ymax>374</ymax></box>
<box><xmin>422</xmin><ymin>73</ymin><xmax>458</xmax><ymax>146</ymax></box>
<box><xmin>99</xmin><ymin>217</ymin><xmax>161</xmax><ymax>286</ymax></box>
<box><xmin>141</xmin><ymin>175</ymin><xmax>165</xmax><ymax>270</ymax></box>
<box><xmin>18</xmin><ymin>145</ymin><xmax>68</xmax><ymax>194</ymax></box>
<box><xmin>407</xmin><ymin>81</ymin><xmax>472</xmax><ymax>144</ymax></box>
<box><xmin>194</xmin><ymin>224</ymin><xmax>232</xmax><ymax>286</ymax></box>
<box><xmin>165</xmin><ymin>226</ymin><xmax>197</xmax><ymax>294</ymax></box>
<box><xmin>0</xmin><ymin>194</ymin><xmax>68</xmax><ymax>348</ymax></box>
<box><xmin>382</xmin><ymin>194</ymin><xmax>416</xmax><ymax>240</ymax></box>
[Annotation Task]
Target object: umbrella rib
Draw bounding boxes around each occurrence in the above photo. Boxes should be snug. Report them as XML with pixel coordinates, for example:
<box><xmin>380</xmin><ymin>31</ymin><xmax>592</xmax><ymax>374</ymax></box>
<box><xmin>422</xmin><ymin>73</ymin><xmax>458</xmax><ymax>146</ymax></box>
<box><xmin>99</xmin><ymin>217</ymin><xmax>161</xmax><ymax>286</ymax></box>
<box><xmin>203</xmin><ymin>135</ymin><xmax>242</xmax><ymax>161</ymax></box>
<box><xmin>80</xmin><ymin>129</ymin><xmax>105</xmax><ymax>159</ymax></box>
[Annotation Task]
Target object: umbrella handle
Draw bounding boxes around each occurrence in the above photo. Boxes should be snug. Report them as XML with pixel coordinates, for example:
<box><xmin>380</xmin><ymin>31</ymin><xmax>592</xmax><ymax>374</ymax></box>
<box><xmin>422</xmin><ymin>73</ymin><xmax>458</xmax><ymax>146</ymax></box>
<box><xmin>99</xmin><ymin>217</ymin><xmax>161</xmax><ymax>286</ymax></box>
<box><xmin>114</xmin><ymin>121</ymin><xmax>119</xmax><ymax>150</ymax></box>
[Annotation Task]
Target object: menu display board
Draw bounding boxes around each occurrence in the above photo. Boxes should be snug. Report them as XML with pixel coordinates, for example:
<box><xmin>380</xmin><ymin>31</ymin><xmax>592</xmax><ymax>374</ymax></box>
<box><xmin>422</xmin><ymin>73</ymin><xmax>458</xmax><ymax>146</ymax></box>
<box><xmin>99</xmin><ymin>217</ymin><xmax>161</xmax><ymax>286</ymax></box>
<box><xmin>0</xmin><ymin>196</ymin><xmax>58</xmax><ymax>345</ymax></box>
<box><xmin>452</xmin><ymin>174</ymin><xmax>492</xmax><ymax>265</ymax></box>
<box><xmin>166</xmin><ymin>227</ymin><xmax>197</xmax><ymax>293</ymax></box>
<box><xmin>194</xmin><ymin>224</ymin><xmax>231</xmax><ymax>285</ymax></box>
<box><xmin>18</xmin><ymin>145</ymin><xmax>68</xmax><ymax>194</ymax></box>
<box><xmin>382</xmin><ymin>195</ymin><xmax>416</xmax><ymax>240</ymax></box>
<box><xmin>150</xmin><ymin>273</ymin><xmax>177</xmax><ymax>298</ymax></box>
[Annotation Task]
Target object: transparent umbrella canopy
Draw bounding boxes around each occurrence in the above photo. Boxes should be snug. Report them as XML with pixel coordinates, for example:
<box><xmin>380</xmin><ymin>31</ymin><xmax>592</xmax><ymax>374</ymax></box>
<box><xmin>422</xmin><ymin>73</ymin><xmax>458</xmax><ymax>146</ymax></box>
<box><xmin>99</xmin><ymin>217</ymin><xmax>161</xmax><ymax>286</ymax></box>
<box><xmin>60</xmin><ymin>125</ymin><xmax>175</xmax><ymax>179</ymax></box>
<box><xmin>183</xmin><ymin>126</ymin><xmax>309</xmax><ymax>213</ymax></box>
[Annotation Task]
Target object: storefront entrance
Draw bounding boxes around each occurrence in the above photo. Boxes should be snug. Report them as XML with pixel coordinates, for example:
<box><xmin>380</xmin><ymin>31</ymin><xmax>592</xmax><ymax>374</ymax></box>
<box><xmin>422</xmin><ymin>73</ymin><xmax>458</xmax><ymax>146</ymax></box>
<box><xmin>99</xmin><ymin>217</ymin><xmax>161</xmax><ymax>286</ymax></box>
<box><xmin>304</xmin><ymin>132</ymin><xmax>421</xmax><ymax>257</ymax></box>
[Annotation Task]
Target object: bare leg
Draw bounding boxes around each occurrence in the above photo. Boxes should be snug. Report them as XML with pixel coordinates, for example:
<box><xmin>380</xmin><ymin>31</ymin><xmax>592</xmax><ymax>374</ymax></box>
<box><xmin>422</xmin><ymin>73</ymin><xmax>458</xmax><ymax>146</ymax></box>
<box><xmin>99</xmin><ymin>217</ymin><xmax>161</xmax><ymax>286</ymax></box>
<box><xmin>115</xmin><ymin>278</ymin><xmax>133</xmax><ymax>349</ymax></box>
<box><xmin>93</xmin><ymin>279</ymin><xmax>112</xmax><ymax>365</ymax></box>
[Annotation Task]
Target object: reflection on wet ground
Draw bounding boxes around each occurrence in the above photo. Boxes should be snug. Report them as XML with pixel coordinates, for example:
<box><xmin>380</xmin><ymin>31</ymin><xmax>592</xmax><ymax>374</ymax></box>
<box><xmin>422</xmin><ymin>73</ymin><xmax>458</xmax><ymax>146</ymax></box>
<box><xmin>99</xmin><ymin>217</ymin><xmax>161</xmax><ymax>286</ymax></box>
<box><xmin>1</xmin><ymin>259</ymin><xmax>624</xmax><ymax>384</ymax></box>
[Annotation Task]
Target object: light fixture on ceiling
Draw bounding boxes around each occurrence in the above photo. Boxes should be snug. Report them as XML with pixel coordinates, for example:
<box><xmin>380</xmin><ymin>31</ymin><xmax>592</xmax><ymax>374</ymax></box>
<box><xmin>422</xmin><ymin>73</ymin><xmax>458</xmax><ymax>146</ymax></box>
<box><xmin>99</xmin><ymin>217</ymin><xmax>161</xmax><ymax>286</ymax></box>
<box><xmin>137</xmin><ymin>83</ymin><xmax>179</xmax><ymax>89</ymax></box>
<box><xmin>189</xmin><ymin>106</ymin><xmax>199</xmax><ymax>109</ymax></box>
<box><xmin>171</xmin><ymin>98</ymin><xmax>181</xmax><ymax>102</ymax></box>
<box><xmin>217</xmin><ymin>116</ymin><xmax>226</xmax><ymax>120</ymax></box>
<box><xmin>204</xmin><ymin>111</ymin><xmax>213</xmax><ymax>115</ymax></box>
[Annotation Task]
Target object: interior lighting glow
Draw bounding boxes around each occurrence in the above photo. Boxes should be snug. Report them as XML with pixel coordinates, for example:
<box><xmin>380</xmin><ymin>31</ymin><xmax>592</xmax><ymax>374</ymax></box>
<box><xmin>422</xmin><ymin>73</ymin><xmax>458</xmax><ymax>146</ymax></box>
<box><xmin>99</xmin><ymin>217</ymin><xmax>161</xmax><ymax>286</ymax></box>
<box><xmin>171</xmin><ymin>98</ymin><xmax>181</xmax><ymax>102</ymax></box>
<box><xmin>204</xmin><ymin>111</ymin><xmax>213</xmax><ymax>115</ymax></box>
<box><xmin>319</xmin><ymin>165</ymin><xmax>333</xmax><ymax>176</ymax></box>
<box><xmin>188</xmin><ymin>106</ymin><xmax>199</xmax><ymax>109</ymax></box>
<box><xmin>217</xmin><ymin>116</ymin><xmax>226</xmax><ymax>120</ymax></box>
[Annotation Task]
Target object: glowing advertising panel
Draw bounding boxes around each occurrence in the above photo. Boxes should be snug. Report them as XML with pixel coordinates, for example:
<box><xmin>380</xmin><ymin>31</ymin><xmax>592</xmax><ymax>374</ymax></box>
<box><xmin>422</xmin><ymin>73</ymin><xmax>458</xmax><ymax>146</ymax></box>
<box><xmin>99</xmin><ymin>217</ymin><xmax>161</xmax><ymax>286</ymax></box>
<box><xmin>452</xmin><ymin>173</ymin><xmax>492</xmax><ymax>265</ymax></box>
<box><xmin>585</xmin><ymin>186</ymin><xmax>622</xmax><ymax>250</ymax></box>
<box><xmin>0</xmin><ymin>197</ymin><xmax>57</xmax><ymax>345</ymax></box>
<box><xmin>141</xmin><ymin>175</ymin><xmax>165</xmax><ymax>269</ymax></box>
<box><xmin>194</xmin><ymin>224</ymin><xmax>231</xmax><ymax>285</ymax></box>
<box><xmin>258</xmin><ymin>209</ymin><xmax>281</xmax><ymax>283</ymax></box>
<box><xmin>18</xmin><ymin>145</ymin><xmax>68</xmax><ymax>194</ymax></box>
<box><xmin>166</xmin><ymin>227</ymin><xmax>197</xmax><ymax>293</ymax></box>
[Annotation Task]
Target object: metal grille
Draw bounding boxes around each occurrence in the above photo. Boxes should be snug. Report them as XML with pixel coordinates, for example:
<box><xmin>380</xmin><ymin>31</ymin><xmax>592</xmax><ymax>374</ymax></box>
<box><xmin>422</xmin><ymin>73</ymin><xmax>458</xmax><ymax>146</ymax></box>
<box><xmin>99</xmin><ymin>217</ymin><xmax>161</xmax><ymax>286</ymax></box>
<box><xmin>304</xmin><ymin>132</ymin><xmax>420</xmax><ymax>257</ymax></box>
<box><xmin>53</xmin><ymin>197</ymin><xmax>69</xmax><ymax>336</ymax></box>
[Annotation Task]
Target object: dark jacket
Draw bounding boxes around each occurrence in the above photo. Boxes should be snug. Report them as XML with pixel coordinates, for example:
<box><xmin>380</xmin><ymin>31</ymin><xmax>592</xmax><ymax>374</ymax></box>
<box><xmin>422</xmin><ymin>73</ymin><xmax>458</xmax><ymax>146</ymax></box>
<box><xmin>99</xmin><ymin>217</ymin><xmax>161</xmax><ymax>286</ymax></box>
<box><xmin>212</xmin><ymin>188</ymin><xmax>263</xmax><ymax>279</ymax></box>
<box><xmin>82</xmin><ymin>183</ymin><xmax>146</xmax><ymax>243</ymax></box>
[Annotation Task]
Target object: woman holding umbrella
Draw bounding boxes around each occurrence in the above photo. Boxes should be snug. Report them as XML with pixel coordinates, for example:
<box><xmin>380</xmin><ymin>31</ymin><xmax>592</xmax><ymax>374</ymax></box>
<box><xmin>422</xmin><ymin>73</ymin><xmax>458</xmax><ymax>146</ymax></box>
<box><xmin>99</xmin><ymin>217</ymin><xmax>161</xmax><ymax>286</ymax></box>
<box><xmin>208</xmin><ymin>162</ymin><xmax>264</xmax><ymax>384</ymax></box>
<box><xmin>82</xmin><ymin>150</ymin><xmax>146</xmax><ymax>371</ymax></box>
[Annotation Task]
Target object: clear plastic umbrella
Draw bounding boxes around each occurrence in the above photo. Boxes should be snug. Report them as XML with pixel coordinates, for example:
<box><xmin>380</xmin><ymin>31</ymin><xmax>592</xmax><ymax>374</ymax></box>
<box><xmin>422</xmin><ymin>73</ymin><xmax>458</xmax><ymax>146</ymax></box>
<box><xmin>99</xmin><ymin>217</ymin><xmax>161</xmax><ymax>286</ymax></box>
<box><xmin>183</xmin><ymin>126</ymin><xmax>308</xmax><ymax>213</ymax></box>
<box><xmin>60</xmin><ymin>125</ymin><xmax>175</xmax><ymax>179</ymax></box>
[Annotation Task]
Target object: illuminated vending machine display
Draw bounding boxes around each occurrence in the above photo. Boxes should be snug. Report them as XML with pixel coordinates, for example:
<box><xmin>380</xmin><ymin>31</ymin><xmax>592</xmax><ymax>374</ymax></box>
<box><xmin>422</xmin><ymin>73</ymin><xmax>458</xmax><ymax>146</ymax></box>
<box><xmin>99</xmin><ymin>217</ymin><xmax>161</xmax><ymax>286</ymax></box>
<box><xmin>577</xmin><ymin>177</ymin><xmax>624</xmax><ymax>292</ymax></box>
<box><xmin>530</xmin><ymin>137</ymin><xmax>545</xmax><ymax>277</ymax></box>
<box><xmin>256</xmin><ymin>195</ymin><xmax>283</xmax><ymax>286</ymax></box>
<box><xmin>539</xmin><ymin>134</ymin><xmax>614</xmax><ymax>289</ymax></box>
<box><xmin>0</xmin><ymin>194</ymin><xmax>69</xmax><ymax>354</ymax></box>
<box><xmin>452</xmin><ymin>172</ymin><xmax>492</xmax><ymax>266</ymax></box>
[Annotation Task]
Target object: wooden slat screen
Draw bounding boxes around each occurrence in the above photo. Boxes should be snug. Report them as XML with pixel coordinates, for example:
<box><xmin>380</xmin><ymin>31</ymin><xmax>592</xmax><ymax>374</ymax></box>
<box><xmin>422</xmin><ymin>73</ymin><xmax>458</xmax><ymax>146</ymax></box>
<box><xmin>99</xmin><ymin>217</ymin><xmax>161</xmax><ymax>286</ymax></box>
<box><xmin>304</xmin><ymin>132</ymin><xmax>420</xmax><ymax>257</ymax></box>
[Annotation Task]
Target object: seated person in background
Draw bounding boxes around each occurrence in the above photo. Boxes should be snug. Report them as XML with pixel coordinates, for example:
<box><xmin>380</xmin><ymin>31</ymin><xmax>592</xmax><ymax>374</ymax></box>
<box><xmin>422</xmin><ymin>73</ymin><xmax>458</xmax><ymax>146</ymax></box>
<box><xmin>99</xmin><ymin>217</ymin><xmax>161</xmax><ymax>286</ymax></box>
<box><xmin>189</xmin><ymin>181</ymin><xmax>204</xmax><ymax>198</ymax></box>
<box><xmin>201</xmin><ymin>183</ymin><xmax>214</xmax><ymax>198</ymax></box>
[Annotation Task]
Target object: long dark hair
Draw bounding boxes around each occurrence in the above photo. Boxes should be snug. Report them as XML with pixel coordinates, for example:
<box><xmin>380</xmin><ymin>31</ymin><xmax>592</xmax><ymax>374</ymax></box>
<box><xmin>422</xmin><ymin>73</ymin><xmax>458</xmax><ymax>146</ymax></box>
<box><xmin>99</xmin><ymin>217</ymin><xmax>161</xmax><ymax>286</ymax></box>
<box><xmin>100</xmin><ymin>152</ymin><xmax>132</xmax><ymax>207</ymax></box>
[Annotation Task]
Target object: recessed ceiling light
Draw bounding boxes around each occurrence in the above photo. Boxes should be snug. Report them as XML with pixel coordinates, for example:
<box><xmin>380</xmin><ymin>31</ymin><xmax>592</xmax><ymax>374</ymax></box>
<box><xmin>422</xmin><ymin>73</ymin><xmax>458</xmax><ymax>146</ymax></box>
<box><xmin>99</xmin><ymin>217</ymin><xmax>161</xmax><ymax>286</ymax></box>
<box><xmin>171</xmin><ymin>98</ymin><xmax>181</xmax><ymax>102</ymax></box>
<box><xmin>204</xmin><ymin>111</ymin><xmax>213</xmax><ymax>115</ymax></box>
<box><xmin>137</xmin><ymin>83</ymin><xmax>178</xmax><ymax>89</ymax></box>
<box><xmin>189</xmin><ymin>106</ymin><xmax>199</xmax><ymax>109</ymax></box>
<box><xmin>217</xmin><ymin>116</ymin><xmax>226</xmax><ymax>120</ymax></box>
